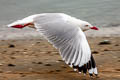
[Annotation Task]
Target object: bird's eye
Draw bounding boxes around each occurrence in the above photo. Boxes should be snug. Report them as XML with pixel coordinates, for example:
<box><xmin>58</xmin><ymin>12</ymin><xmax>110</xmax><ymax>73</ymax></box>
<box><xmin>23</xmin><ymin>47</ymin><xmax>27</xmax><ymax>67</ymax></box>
<box><xmin>85</xmin><ymin>25</ymin><xmax>89</xmax><ymax>27</ymax></box>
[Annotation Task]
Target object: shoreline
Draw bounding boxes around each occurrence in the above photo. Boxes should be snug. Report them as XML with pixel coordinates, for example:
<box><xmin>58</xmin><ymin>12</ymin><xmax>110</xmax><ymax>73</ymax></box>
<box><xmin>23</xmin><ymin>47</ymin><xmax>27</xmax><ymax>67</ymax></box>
<box><xmin>0</xmin><ymin>26</ymin><xmax>120</xmax><ymax>40</ymax></box>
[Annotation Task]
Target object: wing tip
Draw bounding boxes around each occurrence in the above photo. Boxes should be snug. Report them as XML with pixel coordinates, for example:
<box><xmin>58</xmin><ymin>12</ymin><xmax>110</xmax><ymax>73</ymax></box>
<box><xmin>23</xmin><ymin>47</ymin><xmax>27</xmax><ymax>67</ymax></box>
<box><xmin>70</xmin><ymin>55</ymin><xmax>98</xmax><ymax>77</ymax></box>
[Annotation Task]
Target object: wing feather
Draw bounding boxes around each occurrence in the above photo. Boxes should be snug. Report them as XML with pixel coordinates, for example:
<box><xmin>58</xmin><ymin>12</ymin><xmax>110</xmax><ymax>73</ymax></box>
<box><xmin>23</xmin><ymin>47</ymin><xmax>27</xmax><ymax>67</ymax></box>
<box><xmin>33</xmin><ymin>13</ymin><xmax>91</xmax><ymax>68</ymax></box>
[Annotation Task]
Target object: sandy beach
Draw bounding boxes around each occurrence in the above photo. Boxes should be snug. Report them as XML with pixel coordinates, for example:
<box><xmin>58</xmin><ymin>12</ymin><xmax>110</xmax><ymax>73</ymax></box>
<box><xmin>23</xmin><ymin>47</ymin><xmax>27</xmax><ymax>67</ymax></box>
<box><xmin>0</xmin><ymin>37</ymin><xmax>120</xmax><ymax>80</ymax></box>
<box><xmin>0</xmin><ymin>0</ymin><xmax>120</xmax><ymax>79</ymax></box>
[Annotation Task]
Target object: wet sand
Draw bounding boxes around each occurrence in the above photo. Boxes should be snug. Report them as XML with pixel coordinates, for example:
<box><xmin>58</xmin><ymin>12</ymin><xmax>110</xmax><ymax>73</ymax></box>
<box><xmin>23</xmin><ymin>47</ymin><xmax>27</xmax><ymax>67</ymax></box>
<box><xmin>0</xmin><ymin>37</ymin><xmax>120</xmax><ymax>80</ymax></box>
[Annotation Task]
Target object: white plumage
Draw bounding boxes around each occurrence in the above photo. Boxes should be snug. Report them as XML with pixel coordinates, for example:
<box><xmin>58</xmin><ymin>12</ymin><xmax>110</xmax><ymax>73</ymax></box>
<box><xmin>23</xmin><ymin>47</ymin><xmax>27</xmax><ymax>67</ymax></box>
<box><xmin>8</xmin><ymin>13</ymin><xmax>98</xmax><ymax>77</ymax></box>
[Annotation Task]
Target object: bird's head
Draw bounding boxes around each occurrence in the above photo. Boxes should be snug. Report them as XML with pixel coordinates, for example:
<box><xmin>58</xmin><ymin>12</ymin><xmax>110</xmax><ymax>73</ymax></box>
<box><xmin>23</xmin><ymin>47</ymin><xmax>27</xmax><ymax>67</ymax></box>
<box><xmin>80</xmin><ymin>21</ymin><xmax>98</xmax><ymax>31</ymax></box>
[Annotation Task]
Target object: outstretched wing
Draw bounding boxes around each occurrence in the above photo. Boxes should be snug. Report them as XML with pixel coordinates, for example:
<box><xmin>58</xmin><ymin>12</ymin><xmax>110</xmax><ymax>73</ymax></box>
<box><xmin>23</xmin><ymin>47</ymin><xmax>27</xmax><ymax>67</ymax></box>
<box><xmin>33</xmin><ymin>13</ymin><xmax>91</xmax><ymax>73</ymax></box>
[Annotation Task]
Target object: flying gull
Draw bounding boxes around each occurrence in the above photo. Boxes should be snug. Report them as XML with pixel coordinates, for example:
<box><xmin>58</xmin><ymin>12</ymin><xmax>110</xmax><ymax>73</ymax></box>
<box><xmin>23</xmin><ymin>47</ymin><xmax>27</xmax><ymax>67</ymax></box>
<box><xmin>8</xmin><ymin>13</ymin><xmax>99</xmax><ymax>77</ymax></box>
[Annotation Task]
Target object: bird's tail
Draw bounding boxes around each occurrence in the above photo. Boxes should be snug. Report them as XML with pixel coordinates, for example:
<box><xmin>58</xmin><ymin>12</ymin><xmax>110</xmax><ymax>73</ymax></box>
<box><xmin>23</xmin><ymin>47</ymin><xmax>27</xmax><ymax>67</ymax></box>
<box><xmin>72</xmin><ymin>55</ymin><xmax>98</xmax><ymax>77</ymax></box>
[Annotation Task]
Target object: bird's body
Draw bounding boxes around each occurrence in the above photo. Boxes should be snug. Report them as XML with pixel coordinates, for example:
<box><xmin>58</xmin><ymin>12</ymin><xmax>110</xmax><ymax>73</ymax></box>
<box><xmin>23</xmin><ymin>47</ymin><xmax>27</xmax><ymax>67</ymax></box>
<box><xmin>8</xmin><ymin>13</ymin><xmax>98</xmax><ymax>77</ymax></box>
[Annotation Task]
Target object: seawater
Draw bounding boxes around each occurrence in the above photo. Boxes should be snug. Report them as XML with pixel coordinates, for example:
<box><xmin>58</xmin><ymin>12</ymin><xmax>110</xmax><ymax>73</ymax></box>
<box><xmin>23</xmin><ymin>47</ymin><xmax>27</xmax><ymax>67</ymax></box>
<box><xmin>0</xmin><ymin>0</ymin><xmax>120</xmax><ymax>39</ymax></box>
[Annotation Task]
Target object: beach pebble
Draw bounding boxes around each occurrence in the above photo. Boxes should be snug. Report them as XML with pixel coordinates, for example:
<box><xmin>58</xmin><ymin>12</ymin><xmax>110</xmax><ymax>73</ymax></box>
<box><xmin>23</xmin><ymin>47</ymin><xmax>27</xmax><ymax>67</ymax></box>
<box><xmin>10</xmin><ymin>56</ymin><xmax>16</xmax><ymax>59</ymax></box>
<box><xmin>101</xmin><ymin>54</ymin><xmax>104</xmax><ymax>55</ymax></box>
<box><xmin>24</xmin><ymin>49</ymin><xmax>28</xmax><ymax>50</ymax></box>
<box><xmin>37</xmin><ymin>62</ymin><xmax>43</xmax><ymax>64</ymax></box>
<box><xmin>0</xmin><ymin>63</ymin><xmax>3</xmax><ymax>66</ymax></box>
<box><xmin>8</xmin><ymin>44</ymin><xmax>15</xmax><ymax>48</ymax></box>
<box><xmin>23</xmin><ymin>52</ymin><xmax>27</xmax><ymax>54</ymax></box>
<box><xmin>98</xmin><ymin>40</ymin><xmax>111</xmax><ymax>45</ymax></box>
<box><xmin>104</xmin><ymin>49</ymin><xmax>109</xmax><ymax>51</ymax></box>
<box><xmin>117</xmin><ymin>60</ymin><xmax>120</xmax><ymax>62</ymax></box>
<box><xmin>92</xmin><ymin>51</ymin><xmax>99</xmax><ymax>54</ymax></box>
<box><xmin>8</xmin><ymin>63</ymin><xmax>16</xmax><ymax>67</ymax></box>
<box><xmin>48</xmin><ymin>70</ymin><xmax>54</xmax><ymax>73</ymax></box>
<box><xmin>11</xmin><ymin>52</ymin><xmax>16</xmax><ymax>55</ymax></box>
<box><xmin>32</xmin><ymin>61</ymin><xmax>43</xmax><ymax>64</ymax></box>
<box><xmin>36</xmin><ymin>42</ymin><xmax>40</xmax><ymax>44</ymax></box>
<box><xmin>46</xmin><ymin>51</ymin><xmax>51</xmax><ymax>54</ymax></box>
<box><xmin>0</xmin><ymin>70</ymin><xmax>3</xmax><ymax>73</ymax></box>
<box><xmin>20</xmin><ymin>74</ymin><xmax>26</xmax><ymax>77</ymax></box>
<box><xmin>44</xmin><ymin>63</ymin><xmax>52</xmax><ymax>66</ymax></box>
<box><xmin>115</xmin><ymin>44</ymin><xmax>119</xmax><ymax>46</ymax></box>
<box><xmin>3</xmin><ymin>51</ymin><xmax>7</xmax><ymax>52</ymax></box>
<box><xmin>55</xmin><ymin>69</ymin><xmax>61</xmax><ymax>72</ymax></box>
<box><xmin>115</xmin><ymin>69</ymin><xmax>120</xmax><ymax>71</ymax></box>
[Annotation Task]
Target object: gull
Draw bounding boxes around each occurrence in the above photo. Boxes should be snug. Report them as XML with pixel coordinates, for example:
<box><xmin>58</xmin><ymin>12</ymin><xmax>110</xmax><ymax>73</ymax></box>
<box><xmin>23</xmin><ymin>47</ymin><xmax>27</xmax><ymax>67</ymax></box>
<box><xmin>8</xmin><ymin>13</ymin><xmax>99</xmax><ymax>77</ymax></box>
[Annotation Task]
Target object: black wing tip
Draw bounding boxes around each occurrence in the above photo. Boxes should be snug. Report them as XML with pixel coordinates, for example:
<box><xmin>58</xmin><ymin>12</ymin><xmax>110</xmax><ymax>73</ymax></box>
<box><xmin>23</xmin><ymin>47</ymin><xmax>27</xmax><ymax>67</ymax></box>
<box><xmin>71</xmin><ymin>55</ymin><xmax>98</xmax><ymax>77</ymax></box>
<box><xmin>89</xmin><ymin>73</ymin><xmax>93</xmax><ymax>77</ymax></box>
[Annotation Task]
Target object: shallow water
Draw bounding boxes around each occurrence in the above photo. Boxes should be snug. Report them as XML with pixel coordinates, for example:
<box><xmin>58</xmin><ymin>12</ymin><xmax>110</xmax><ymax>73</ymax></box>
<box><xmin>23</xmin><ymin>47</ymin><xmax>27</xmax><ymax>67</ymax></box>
<box><xmin>0</xmin><ymin>0</ymin><xmax>120</xmax><ymax>39</ymax></box>
<box><xmin>1</xmin><ymin>0</ymin><xmax>120</xmax><ymax>26</ymax></box>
